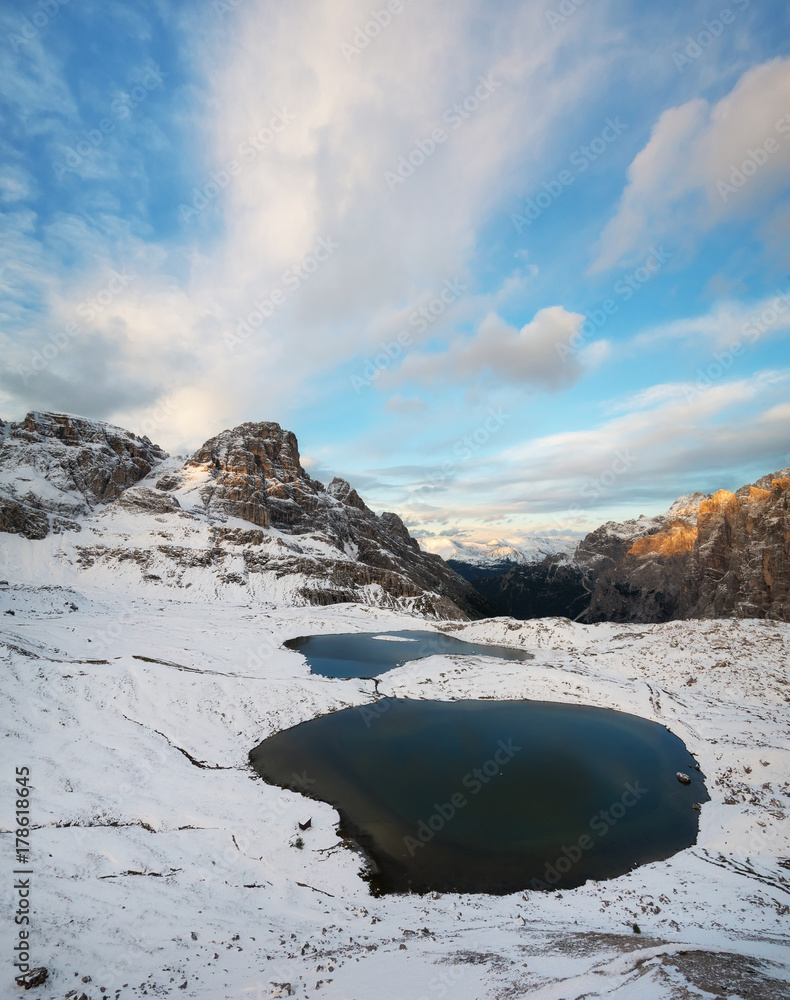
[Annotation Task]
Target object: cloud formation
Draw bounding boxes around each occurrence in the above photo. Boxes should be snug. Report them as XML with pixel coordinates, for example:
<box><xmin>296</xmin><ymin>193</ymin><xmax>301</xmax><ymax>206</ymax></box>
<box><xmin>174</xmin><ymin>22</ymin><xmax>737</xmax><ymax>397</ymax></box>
<box><xmin>1</xmin><ymin>1</ymin><xmax>788</xmax><ymax>534</ymax></box>
<box><xmin>592</xmin><ymin>57</ymin><xmax>790</xmax><ymax>271</ymax></box>
<box><xmin>388</xmin><ymin>306</ymin><xmax>592</xmax><ymax>390</ymax></box>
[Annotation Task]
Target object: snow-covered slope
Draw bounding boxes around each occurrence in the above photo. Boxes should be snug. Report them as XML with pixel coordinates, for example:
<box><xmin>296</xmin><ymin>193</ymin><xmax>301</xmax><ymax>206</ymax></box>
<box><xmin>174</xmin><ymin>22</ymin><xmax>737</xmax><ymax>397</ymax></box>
<box><xmin>1</xmin><ymin>582</ymin><xmax>788</xmax><ymax>999</ymax></box>
<box><xmin>2</xmin><ymin>411</ymin><xmax>789</xmax><ymax>999</ymax></box>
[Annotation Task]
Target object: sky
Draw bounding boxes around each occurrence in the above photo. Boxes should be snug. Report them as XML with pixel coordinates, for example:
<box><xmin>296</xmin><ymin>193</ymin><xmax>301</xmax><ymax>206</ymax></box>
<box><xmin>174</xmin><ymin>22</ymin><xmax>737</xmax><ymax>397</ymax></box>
<box><xmin>1</xmin><ymin>0</ymin><xmax>789</xmax><ymax>544</ymax></box>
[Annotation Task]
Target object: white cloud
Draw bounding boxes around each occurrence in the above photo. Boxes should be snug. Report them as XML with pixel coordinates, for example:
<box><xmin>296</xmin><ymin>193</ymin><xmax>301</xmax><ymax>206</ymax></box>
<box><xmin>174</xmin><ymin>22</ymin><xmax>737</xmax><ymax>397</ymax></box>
<box><xmin>0</xmin><ymin>160</ymin><xmax>35</xmax><ymax>203</ymax></box>
<box><xmin>365</xmin><ymin>369</ymin><xmax>790</xmax><ymax>533</ymax></box>
<box><xmin>592</xmin><ymin>57</ymin><xmax>790</xmax><ymax>272</ymax></box>
<box><xmin>633</xmin><ymin>288</ymin><xmax>790</xmax><ymax>350</ymax></box>
<box><xmin>2</xmin><ymin>0</ymin><xmax>608</xmax><ymax>448</ymax></box>
<box><xmin>384</xmin><ymin>394</ymin><xmax>431</xmax><ymax>416</ymax></box>
<box><xmin>386</xmin><ymin>306</ymin><xmax>590</xmax><ymax>390</ymax></box>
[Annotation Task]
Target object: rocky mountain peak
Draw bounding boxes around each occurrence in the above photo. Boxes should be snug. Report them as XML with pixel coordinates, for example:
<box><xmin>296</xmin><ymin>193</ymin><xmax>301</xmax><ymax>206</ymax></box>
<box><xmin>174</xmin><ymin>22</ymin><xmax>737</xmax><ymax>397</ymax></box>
<box><xmin>326</xmin><ymin>477</ymin><xmax>367</xmax><ymax>510</ymax></box>
<box><xmin>186</xmin><ymin>421</ymin><xmax>307</xmax><ymax>485</ymax></box>
<box><xmin>173</xmin><ymin>421</ymin><xmax>320</xmax><ymax>529</ymax></box>
<box><xmin>152</xmin><ymin>419</ymin><xmax>490</xmax><ymax>616</ymax></box>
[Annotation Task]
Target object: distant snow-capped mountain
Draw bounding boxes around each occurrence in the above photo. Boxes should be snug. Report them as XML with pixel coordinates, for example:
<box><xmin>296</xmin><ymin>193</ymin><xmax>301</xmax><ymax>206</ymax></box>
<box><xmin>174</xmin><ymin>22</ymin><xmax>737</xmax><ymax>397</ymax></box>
<box><xmin>418</xmin><ymin>535</ymin><xmax>579</xmax><ymax>570</ymax></box>
<box><xmin>444</xmin><ymin>473</ymin><xmax>790</xmax><ymax>624</ymax></box>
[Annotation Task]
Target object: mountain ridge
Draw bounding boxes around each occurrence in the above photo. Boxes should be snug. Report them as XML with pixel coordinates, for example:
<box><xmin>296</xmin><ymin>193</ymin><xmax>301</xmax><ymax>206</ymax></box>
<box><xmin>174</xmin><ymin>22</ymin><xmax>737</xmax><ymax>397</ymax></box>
<box><xmin>451</xmin><ymin>470</ymin><xmax>790</xmax><ymax>623</ymax></box>
<box><xmin>0</xmin><ymin>411</ymin><xmax>492</xmax><ymax>620</ymax></box>
<box><xmin>2</xmin><ymin>410</ymin><xmax>787</xmax><ymax>623</ymax></box>
<box><xmin>418</xmin><ymin>535</ymin><xmax>579</xmax><ymax>571</ymax></box>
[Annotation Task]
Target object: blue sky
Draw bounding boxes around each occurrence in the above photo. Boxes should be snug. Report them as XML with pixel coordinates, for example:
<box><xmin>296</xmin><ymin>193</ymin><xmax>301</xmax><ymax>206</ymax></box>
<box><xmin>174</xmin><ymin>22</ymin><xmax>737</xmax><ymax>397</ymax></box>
<box><xmin>1</xmin><ymin>0</ymin><xmax>789</xmax><ymax>542</ymax></box>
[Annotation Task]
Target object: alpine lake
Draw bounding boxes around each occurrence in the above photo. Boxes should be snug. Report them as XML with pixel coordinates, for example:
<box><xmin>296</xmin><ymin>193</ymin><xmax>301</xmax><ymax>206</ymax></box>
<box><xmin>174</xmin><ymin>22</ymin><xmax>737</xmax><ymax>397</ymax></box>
<box><xmin>250</xmin><ymin>631</ymin><xmax>708</xmax><ymax>894</ymax></box>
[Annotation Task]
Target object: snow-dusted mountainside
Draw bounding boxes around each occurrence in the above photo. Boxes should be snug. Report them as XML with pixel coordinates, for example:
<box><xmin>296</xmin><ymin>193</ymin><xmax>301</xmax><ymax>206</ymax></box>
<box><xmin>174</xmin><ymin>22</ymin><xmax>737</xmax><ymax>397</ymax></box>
<box><xmin>0</xmin><ymin>412</ymin><xmax>491</xmax><ymax>620</ymax></box>
<box><xmin>453</xmin><ymin>473</ymin><xmax>790</xmax><ymax>624</ymax></box>
<box><xmin>577</xmin><ymin>471</ymin><xmax>790</xmax><ymax>622</ymax></box>
<box><xmin>0</xmin><ymin>411</ymin><xmax>167</xmax><ymax>538</ymax></box>
<box><xmin>419</xmin><ymin>535</ymin><xmax>579</xmax><ymax>571</ymax></box>
<box><xmin>2</xmin><ymin>587</ymin><xmax>789</xmax><ymax>999</ymax></box>
<box><xmin>421</xmin><ymin>536</ymin><xmax>586</xmax><ymax>623</ymax></box>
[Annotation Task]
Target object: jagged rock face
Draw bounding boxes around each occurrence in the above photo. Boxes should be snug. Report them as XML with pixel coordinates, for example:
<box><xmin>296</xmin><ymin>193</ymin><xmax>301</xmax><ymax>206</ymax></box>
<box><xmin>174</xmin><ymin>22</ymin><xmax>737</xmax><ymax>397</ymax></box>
<box><xmin>170</xmin><ymin>421</ymin><xmax>490</xmax><ymax>619</ymax></box>
<box><xmin>579</xmin><ymin>472</ymin><xmax>790</xmax><ymax>623</ymax></box>
<box><xmin>0</xmin><ymin>412</ymin><xmax>167</xmax><ymax>538</ymax></box>
<box><xmin>178</xmin><ymin>421</ymin><xmax>316</xmax><ymax>528</ymax></box>
<box><xmin>454</xmin><ymin>472</ymin><xmax>790</xmax><ymax>624</ymax></box>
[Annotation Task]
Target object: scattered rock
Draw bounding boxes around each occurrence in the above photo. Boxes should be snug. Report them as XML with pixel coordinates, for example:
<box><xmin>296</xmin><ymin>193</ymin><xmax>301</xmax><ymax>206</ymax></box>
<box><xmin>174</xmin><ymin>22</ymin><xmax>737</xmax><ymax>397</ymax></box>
<box><xmin>14</xmin><ymin>966</ymin><xmax>48</xmax><ymax>989</ymax></box>
<box><xmin>677</xmin><ymin>772</ymin><xmax>692</xmax><ymax>785</ymax></box>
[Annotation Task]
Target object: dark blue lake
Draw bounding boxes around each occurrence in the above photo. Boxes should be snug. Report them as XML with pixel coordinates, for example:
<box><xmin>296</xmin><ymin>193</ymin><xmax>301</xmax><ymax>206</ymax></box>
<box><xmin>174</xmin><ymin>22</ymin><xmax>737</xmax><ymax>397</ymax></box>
<box><xmin>284</xmin><ymin>629</ymin><xmax>533</xmax><ymax>678</ymax></box>
<box><xmin>250</xmin><ymin>695</ymin><xmax>708</xmax><ymax>895</ymax></box>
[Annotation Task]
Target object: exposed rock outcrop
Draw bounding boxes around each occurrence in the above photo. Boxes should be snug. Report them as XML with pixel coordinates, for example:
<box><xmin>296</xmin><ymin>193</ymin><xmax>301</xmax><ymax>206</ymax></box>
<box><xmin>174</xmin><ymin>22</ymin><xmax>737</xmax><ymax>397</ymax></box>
<box><xmin>578</xmin><ymin>472</ymin><xmax>790</xmax><ymax>622</ymax></box>
<box><xmin>5</xmin><ymin>412</ymin><xmax>786</xmax><ymax>623</ymax></box>
<box><xmin>0</xmin><ymin>411</ymin><xmax>167</xmax><ymax>538</ymax></box>
<box><xmin>168</xmin><ymin>421</ymin><xmax>490</xmax><ymax>618</ymax></box>
<box><xmin>454</xmin><ymin>471</ymin><xmax>790</xmax><ymax>624</ymax></box>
